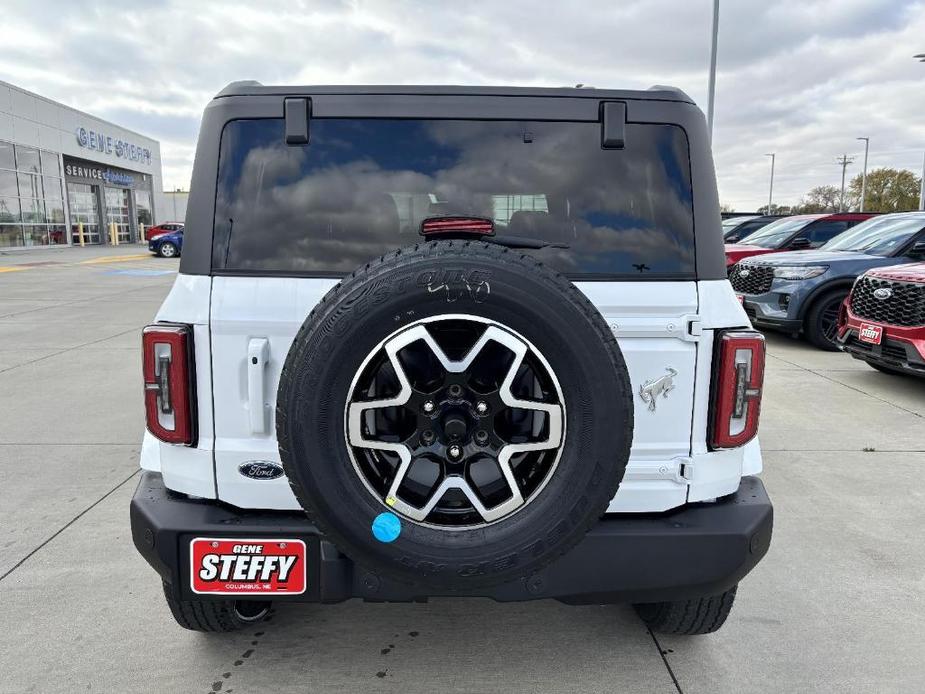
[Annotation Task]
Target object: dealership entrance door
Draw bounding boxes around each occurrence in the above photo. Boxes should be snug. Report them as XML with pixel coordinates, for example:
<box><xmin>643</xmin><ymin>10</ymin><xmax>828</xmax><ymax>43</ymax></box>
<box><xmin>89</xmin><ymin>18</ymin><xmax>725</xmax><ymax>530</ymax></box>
<box><xmin>67</xmin><ymin>182</ymin><xmax>102</xmax><ymax>244</ymax></box>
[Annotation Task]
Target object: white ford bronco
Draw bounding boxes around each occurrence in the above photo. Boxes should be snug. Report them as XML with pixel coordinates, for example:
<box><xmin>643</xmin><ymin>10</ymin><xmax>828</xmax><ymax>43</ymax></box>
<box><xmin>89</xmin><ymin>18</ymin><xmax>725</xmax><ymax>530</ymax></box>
<box><xmin>131</xmin><ymin>83</ymin><xmax>772</xmax><ymax>635</ymax></box>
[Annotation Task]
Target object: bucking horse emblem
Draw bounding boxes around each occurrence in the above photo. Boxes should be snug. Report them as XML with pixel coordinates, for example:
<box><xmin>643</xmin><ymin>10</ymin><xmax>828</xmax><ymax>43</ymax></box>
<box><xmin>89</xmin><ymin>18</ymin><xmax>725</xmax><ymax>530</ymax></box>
<box><xmin>639</xmin><ymin>367</ymin><xmax>678</xmax><ymax>412</ymax></box>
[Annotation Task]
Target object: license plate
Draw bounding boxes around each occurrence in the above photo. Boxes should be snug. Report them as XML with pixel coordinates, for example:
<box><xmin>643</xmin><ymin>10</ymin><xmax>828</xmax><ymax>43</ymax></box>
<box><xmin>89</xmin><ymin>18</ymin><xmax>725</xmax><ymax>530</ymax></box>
<box><xmin>858</xmin><ymin>322</ymin><xmax>883</xmax><ymax>345</ymax></box>
<box><xmin>190</xmin><ymin>538</ymin><xmax>307</xmax><ymax>595</ymax></box>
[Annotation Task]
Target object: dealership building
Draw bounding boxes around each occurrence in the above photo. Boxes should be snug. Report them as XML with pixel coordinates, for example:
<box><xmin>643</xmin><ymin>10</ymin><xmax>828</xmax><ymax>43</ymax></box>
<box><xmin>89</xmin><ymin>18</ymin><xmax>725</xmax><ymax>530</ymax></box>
<box><xmin>0</xmin><ymin>80</ymin><xmax>165</xmax><ymax>249</ymax></box>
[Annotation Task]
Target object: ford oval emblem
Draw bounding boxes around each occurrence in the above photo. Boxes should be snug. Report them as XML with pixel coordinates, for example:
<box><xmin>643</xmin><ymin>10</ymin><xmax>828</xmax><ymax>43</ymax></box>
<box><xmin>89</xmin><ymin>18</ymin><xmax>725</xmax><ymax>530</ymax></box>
<box><xmin>238</xmin><ymin>460</ymin><xmax>285</xmax><ymax>480</ymax></box>
<box><xmin>873</xmin><ymin>287</ymin><xmax>892</xmax><ymax>300</ymax></box>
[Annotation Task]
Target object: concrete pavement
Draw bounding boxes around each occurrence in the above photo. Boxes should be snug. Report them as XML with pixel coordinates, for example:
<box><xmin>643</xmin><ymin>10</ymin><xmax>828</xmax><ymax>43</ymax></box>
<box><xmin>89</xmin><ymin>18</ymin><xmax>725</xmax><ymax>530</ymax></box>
<box><xmin>1</xmin><ymin>245</ymin><xmax>923</xmax><ymax>693</ymax></box>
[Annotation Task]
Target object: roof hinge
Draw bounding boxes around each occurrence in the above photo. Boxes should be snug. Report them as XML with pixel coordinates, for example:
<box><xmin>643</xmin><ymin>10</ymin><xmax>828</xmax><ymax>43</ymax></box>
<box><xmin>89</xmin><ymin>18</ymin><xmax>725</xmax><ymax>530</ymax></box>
<box><xmin>600</xmin><ymin>101</ymin><xmax>626</xmax><ymax>149</ymax></box>
<box><xmin>284</xmin><ymin>97</ymin><xmax>311</xmax><ymax>145</ymax></box>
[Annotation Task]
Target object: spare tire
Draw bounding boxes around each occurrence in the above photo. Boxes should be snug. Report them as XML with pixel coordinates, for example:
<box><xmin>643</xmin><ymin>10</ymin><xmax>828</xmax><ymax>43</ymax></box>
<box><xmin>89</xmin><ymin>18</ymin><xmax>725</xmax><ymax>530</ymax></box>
<box><xmin>277</xmin><ymin>240</ymin><xmax>633</xmax><ymax>589</ymax></box>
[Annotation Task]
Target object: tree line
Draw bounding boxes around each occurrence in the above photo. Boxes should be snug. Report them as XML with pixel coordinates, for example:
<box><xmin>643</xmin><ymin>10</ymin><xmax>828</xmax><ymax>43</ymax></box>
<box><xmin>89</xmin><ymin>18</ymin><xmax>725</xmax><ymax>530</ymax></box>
<box><xmin>725</xmin><ymin>167</ymin><xmax>922</xmax><ymax>215</ymax></box>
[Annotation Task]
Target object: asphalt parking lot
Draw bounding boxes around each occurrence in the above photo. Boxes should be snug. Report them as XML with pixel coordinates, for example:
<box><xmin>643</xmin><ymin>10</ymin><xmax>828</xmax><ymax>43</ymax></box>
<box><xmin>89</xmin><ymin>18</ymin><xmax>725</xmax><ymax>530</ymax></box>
<box><xmin>1</xmin><ymin>245</ymin><xmax>923</xmax><ymax>694</ymax></box>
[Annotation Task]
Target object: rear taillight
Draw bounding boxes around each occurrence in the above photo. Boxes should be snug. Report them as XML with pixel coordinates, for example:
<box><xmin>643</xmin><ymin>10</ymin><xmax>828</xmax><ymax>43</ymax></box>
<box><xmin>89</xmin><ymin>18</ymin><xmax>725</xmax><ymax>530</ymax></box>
<box><xmin>142</xmin><ymin>324</ymin><xmax>196</xmax><ymax>445</ymax></box>
<box><xmin>710</xmin><ymin>331</ymin><xmax>765</xmax><ymax>449</ymax></box>
<box><xmin>421</xmin><ymin>216</ymin><xmax>495</xmax><ymax>236</ymax></box>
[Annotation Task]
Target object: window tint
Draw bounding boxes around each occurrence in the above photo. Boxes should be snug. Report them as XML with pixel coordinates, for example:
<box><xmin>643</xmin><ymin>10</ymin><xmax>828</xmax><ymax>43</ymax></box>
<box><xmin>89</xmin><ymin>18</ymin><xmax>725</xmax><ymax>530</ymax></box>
<box><xmin>802</xmin><ymin>220</ymin><xmax>849</xmax><ymax>246</ymax></box>
<box><xmin>213</xmin><ymin>118</ymin><xmax>695</xmax><ymax>277</ymax></box>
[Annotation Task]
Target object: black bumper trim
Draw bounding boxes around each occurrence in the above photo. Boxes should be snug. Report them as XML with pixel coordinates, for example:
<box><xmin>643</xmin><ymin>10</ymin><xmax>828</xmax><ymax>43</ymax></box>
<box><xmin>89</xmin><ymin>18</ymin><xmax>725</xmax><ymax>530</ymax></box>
<box><xmin>839</xmin><ymin>330</ymin><xmax>925</xmax><ymax>377</ymax></box>
<box><xmin>131</xmin><ymin>472</ymin><xmax>773</xmax><ymax>604</ymax></box>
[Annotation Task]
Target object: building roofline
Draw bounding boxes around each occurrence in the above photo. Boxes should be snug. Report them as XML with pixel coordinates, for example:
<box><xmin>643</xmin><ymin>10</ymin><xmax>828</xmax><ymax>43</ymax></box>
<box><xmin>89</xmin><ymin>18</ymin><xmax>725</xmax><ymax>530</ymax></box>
<box><xmin>0</xmin><ymin>79</ymin><xmax>160</xmax><ymax>145</ymax></box>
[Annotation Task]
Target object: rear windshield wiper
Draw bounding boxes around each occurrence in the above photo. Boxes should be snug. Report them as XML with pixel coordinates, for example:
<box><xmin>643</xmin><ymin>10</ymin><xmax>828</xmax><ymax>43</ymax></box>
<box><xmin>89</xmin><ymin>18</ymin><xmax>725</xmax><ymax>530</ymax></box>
<box><xmin>420</xmin><ymin>215</ymin><xmax>569</xmax><ymax>250</ymax></box>
<box><xmin>488</xmin><ymin>235</ymin><xmax>569</xmax><ymax>250</ymax></box>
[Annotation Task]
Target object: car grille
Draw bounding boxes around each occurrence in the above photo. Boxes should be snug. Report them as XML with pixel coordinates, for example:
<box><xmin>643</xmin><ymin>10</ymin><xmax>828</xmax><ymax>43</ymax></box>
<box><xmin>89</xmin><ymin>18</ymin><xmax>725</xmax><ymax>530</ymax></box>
<box><xmin>729</xmin><ymin>264</ymin><xmax>774</xmax><ymax>295</ymax></box>
<box><xmin>849</xmin><ymin>276</ymin><xmax>925</xmax><ymax>327</ymax></box>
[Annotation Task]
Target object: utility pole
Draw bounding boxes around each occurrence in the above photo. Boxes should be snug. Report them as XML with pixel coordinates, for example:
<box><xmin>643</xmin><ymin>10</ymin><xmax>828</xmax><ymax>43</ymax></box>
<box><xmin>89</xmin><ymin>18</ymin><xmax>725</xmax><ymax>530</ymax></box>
<box><xmin>837</xmin><ymin>154</ymin><xmax>854</xmax><ymax>212</ymax></box>
<box><xmin>856</xmin><ymin>137</ymin><xmax>869</xmax><ymax>212</ymax></box>
<box><xmin>706</xmin><ymin>0</ymin><xmax>720</xmax><ymax>139</ymax></box>
<box><xmin>920</xmin><ymin>152</ymin><xmax>925</xmax><ymax>211</ymax></box>
<box><xmin>765</xmin><ymin>153</ymin><xmax>776</xmax><ymax>214</ymax></box>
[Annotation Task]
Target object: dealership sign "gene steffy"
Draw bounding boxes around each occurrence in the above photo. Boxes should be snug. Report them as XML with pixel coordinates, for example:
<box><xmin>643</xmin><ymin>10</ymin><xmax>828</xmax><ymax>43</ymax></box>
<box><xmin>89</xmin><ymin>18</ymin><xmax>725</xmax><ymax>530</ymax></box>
<box><xmin>75</xmin><ymin>127</ymin><xmax>152</xmax><ymax>166</ymax></box>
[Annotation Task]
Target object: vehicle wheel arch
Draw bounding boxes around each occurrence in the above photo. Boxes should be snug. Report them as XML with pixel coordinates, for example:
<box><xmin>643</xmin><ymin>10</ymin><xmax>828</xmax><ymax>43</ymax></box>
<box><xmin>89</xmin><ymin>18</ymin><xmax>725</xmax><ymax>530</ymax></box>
<box><xmin>795</xmin><ymin>278</ymin><xmax>856</xmax><ymax>322</ymax></box>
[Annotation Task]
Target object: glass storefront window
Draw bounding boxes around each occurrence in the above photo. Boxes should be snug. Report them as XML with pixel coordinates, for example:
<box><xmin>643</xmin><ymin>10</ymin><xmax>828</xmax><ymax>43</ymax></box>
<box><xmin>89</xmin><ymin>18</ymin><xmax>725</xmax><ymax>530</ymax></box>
<box><xmin>22</xmin><ymin>199</ymin><xmax>44</xmax><ymax>223</ymax></box>
<box><xmin>14</xmin><ymin>145</ymin><xmax>41</xmax><ymax>173</ymax></box>
<box><xmin>49</xmin><ymin>224</ymin><xmax>66</xmax><ymax>245</ymax></box>
<box><xmin>0</xmin><ymin>140</ymin><xmax>68</xmax><ymax>248</ymax></box>
<box><xmin>135</xmin><ymin>189</ymin><xmax>153</xmax><ymax>229</ymax></box>
<box><xmin>45</xmin><ymin>198</ymin><xmax>65</xmax><ymax>224</ymax></box>
<box><xmin>0</xmin><ymin>170</ymin><xmax>17</xmax><ymax>197</ymax></box>
<box><xmin>17</xmin><ymin>172</ymin><xmax>42</xmax><ymax>198</ymax></box>
<box><xmin>0</xmin><ymin>224</ymin><xmax>23</xmax><ymax>248</ymax></box>
<box><xmin>23</xmin><ymin>224</ymin><xmax>48</xmax><ymax>246</ymax></box>
<box><xmin>0</xmin><ymin>142</ymin><xmax>14</xmax><ymax>170</ymax></box>
<box><xmin>40</xmin><ymin>151</ymin><xmax>60</xmax><ymax>176</ymax></box>
<box><xmin>0</xmin><ymin>197</ymin><xmax>22</xmax><ymax>223</ymax></box>
<box><xmin>42</xmin><ymin>176</ymin><xmax>62</xmax><ymax>199</ymax></box>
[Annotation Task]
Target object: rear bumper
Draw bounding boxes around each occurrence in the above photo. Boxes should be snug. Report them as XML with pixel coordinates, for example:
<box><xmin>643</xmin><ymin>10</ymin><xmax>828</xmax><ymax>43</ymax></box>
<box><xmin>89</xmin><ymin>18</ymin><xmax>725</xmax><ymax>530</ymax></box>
<box><xmin>131</xmin><ymin>471</ymin><xmax>773</xmax><ymax>605</ymax></box>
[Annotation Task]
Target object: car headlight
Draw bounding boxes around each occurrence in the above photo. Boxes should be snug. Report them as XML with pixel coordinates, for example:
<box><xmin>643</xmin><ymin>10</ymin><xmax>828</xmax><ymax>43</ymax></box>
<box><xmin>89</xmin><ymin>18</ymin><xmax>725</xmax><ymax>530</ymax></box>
<box><xmin>150</xmin><ymin>233</ymin><xmax>166</xmax><ymax>241</ymax></box>
<box><xmin>772</xmin><ymin>265</ymin><xmax>828</xmax><ymax>280</ymax></box>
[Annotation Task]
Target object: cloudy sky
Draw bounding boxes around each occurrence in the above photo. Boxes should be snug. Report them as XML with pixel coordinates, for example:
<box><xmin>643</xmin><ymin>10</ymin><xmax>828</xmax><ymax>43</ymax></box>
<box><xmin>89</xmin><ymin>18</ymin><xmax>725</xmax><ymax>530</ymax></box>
<box><xmin>2</xmin><ymin>0</ymin><xmax>923</xmax><ymax>210</ymax></box>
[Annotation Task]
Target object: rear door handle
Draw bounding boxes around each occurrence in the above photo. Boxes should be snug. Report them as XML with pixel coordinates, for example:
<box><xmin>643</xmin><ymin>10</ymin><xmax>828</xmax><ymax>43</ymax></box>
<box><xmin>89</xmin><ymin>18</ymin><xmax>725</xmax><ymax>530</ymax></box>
<box><xmin>247</xmin><ymin>338</ymin><xmax>270</xmax><ymax>434</ymax></box>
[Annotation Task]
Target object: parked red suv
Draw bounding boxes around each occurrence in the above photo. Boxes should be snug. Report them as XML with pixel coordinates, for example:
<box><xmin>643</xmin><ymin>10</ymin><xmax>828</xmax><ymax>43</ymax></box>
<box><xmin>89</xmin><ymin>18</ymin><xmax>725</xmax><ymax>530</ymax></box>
<box><xmin>144</xmin><ymin>222</ymin><xmax>184</xmax><ymax>241</ymax></box>
<box><xmin>838</xmin><ymin>262</ymin><xmax>925</xmax><ymax>377</ymax></box>
<box><xmin>725</xmin><ymin>213</ymin><xmax>876</xmax><ymax>267</ymax></box>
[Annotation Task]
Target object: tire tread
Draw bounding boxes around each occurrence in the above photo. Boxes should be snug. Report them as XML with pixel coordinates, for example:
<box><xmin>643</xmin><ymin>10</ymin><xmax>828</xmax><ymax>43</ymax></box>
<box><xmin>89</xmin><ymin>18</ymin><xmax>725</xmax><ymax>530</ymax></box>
<box><xmin>634</xmin><ymin>585</ymin><xmax>737</xmax><ymax>635</ymax></box>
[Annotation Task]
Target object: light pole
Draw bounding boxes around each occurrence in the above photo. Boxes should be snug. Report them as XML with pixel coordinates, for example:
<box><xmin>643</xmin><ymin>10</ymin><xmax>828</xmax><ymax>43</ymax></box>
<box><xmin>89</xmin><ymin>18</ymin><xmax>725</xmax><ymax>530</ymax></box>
<box><xmin>856</xmin><ymin>137</ymin><xmax>869</xmax><ymax>212</ymax></box>
<box><xmin>706</xmin><ymin>0</ymin><xmax>720</xmax><ymax>139</ymax></box>
<box><xmin>765</xmin><ymin>153</ymin><xmax>775</xmax><ymax>214</ymax></box>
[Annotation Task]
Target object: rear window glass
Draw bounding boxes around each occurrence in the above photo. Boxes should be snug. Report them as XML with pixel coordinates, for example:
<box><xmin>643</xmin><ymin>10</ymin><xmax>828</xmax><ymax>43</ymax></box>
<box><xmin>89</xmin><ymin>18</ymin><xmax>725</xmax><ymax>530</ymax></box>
<box><xmin>212</xmin><ymin>118</ymin><xmax>694</xmax><ymax>277</ymax></box>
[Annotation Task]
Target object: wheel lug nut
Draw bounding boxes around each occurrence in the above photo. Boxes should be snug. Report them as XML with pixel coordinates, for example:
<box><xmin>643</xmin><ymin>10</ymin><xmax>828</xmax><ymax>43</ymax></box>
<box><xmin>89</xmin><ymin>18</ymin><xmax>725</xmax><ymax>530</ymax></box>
<box><xmin>421</xmin><ymin>430</ymin><xmax>435</xmax><ymax>445</ymax></box>
<box><xmin>475</xmin><ymin>430</ymin><xmax>489</xmax><ymax>445</ymax></box>
<box><xmin>476</xmin><ymin>401</ymin><xmax>488</xmax><ymax>415</ymax></box>
<box><xmin>422</xmin><ymin>400</ymin><xmax>435</xmax><ymax>414</ymax></box>
<box><xmin>447</xmin><ymin>445</ymin><xmax>462</xmax><ymax>460</ymax></box>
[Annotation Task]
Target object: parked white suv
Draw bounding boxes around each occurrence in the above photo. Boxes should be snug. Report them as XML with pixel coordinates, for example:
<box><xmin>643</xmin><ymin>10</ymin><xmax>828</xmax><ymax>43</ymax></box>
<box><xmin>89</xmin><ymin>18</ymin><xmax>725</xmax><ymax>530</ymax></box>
<box><xmin>131</xmin><ymin>83</ymin><xmax>772</xmax><ymax>635</ymax></box>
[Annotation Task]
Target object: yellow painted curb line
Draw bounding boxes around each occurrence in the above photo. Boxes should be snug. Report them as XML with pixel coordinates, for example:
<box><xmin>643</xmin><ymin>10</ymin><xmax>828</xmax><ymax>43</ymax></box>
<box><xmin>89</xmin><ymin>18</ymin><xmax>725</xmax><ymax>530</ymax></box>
<box><xmin>0</xmin><ymin>266</ymin><xmax>29</xmax><ymax>273</ymax></box>
<box><xmin>80</xmin><ymin>254</ymin><xmax>151</xmax><ymax>265</ymax></box>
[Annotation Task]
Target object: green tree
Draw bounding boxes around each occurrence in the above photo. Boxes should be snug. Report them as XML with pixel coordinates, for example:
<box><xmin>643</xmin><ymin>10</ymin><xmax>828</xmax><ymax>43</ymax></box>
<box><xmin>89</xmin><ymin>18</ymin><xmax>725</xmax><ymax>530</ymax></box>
<box><xmin>755</xmin><ymin>203</ymin><xmax>790</xmax><ymax>215</ymax></box>
<box><xmin>847</xmin><ymin>167</ymin><xmax>922</xmax><ymax>212</ymax></box>
<box><xmin>793</xmin><ymin>185</ymin><xmax>840</xmax><ymax>214</ymax></box>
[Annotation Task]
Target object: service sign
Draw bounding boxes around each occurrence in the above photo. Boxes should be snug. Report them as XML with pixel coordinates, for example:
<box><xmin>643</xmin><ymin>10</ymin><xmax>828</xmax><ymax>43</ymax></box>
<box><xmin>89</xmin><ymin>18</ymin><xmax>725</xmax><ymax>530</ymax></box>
<box><xmin>190</xmin><ymin>538</ymin><xmax>307</xmax><ymax>595</ymax></box>
<box><xmin>858</xmin><ymin>323</ymin><xmax>883</xmax><ymax>345</ymax></box>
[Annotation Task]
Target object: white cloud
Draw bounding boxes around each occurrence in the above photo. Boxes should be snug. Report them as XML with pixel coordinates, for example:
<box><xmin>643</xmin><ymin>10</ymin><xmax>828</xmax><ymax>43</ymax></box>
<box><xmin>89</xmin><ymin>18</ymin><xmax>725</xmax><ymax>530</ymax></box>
<box><xmin>1</xmin><ymin>0</ymin><xmax>922</xmax><ymax>207</ymax></box>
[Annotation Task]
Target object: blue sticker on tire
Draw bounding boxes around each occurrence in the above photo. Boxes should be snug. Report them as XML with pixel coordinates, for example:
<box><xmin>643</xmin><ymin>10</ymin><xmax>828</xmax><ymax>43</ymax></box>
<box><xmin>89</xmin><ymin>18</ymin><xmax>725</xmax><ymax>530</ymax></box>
<box><xmin>372</xmin><ymin>512</ymin><xmax>401</xmax><ymax>543</ymax></box>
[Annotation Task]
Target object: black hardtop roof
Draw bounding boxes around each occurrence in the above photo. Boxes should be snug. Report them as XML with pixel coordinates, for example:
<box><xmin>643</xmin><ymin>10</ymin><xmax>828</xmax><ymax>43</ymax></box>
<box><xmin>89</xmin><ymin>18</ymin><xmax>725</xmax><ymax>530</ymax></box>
<box><xmin>215</xmin><ymin>81</ymin><xmax>693</xmax><ymax>103</ymax></box>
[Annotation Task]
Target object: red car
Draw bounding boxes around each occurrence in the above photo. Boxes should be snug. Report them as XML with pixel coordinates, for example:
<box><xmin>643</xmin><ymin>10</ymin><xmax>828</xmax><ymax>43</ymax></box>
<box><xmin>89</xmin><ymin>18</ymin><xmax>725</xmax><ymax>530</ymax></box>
<box><xmin>724</xmin><ymin>213</ymin><xmax>876</xmax><ymax>267</ymax></box>
<box><xmin>144</xmin><ymin>222</ymin><xmax>184</xmax><ymax>241</ymax></box>
<box><xmin>837</xmin><ymin>261</ymin><xmax>925</xmax><ymax>377</ymax></box>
